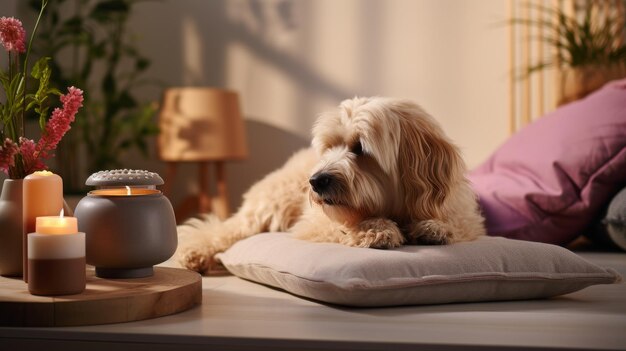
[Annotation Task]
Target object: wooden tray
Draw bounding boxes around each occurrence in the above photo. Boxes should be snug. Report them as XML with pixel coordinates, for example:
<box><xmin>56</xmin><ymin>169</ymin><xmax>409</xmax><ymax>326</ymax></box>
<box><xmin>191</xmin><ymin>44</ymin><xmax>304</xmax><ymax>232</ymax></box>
<box><xmin>0</xmin><ymin>267</ymin><xmax>202</xmax><ymax>327</ymax></box>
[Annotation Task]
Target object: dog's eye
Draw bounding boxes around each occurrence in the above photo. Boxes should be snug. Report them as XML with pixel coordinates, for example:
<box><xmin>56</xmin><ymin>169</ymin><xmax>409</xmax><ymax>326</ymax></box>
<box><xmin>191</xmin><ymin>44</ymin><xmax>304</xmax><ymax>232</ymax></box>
<box><xmin>351</xmin><ymin>141</ymin><xmax>363</xmax><ymax>156</ymax></box>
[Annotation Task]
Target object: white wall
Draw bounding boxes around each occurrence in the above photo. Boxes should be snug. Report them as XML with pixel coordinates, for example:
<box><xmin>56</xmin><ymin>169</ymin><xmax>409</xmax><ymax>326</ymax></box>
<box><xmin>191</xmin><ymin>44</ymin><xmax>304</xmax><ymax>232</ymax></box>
<box><xmin>5</xmin><ymin>0</ymin><xmax>510</xmax><ymax>215</ymax></box>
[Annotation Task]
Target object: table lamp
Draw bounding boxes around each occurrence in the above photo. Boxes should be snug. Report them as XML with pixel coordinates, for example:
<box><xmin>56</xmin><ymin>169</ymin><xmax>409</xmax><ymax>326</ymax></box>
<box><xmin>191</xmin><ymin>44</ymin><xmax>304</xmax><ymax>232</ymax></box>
<box><xmin>158</xmin><ymin>87</ymin><xmax>248</xmax><ymax>221</ymax></box>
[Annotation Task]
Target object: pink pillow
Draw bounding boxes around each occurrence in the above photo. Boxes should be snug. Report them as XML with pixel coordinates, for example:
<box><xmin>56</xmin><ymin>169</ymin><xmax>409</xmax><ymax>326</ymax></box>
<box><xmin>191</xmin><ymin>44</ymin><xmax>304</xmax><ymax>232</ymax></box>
<box><xmin>469</xmin><ymin>79</ymin><xmax>626</xmax><ymax>245</ymax></box>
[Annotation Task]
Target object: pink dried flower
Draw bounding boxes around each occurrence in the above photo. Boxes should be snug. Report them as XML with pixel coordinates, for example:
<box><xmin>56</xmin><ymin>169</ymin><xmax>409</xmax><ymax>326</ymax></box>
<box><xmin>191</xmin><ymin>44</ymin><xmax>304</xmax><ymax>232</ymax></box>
<box><xmin>0</xmin><ymin>86</ymin><xmax>83</xmax><ymax>178</ymax></box>
<box><xmin>19</xmin><ymin>137</ymin><xmax>46</xmax><ymax>174</ymax></box>
<box><xmin>0</xmin><ymin>17</ymin><xmax>26</xmax><ymax>53</ymax></box>
<box><xmin>36</xmin><ymin>86</ymin><xmax>84</xmax><ymax>159</ymax></box>
<box><xmin>0</xmin><ymin>138</ymin><xmax>18</xmax><ymax>174</ymax></box>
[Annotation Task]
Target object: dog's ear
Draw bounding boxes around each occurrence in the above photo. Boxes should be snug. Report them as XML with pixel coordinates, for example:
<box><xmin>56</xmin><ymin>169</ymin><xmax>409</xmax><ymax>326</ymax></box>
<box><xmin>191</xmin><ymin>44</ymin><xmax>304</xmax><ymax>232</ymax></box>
<box><xmin>396</xmin><ymin>105</ymin><xmax>465</xmax><ymax>220</ymax></box>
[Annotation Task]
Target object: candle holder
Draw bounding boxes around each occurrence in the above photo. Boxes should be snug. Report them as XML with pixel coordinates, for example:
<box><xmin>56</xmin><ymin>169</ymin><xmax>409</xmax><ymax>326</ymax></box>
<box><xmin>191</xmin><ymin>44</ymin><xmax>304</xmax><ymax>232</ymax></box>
<box><xmin>74</xmin><ymin>170</ymin><xmax>177</xmax><ymax>278</ymax></box>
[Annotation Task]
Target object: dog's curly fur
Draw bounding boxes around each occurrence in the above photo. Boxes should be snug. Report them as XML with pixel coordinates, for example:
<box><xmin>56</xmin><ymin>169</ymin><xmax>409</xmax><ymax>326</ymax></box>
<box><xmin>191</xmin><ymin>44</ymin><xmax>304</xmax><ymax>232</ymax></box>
<box><xmin>177</xmin><ymin>97</ymin><xmax>485</xmax><ymax>274</ymax></box>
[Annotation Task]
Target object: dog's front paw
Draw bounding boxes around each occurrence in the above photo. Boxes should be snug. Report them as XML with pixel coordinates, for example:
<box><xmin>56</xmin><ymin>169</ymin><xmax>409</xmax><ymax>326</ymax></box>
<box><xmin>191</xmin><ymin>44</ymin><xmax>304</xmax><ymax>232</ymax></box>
<box><xmin>341</xmin><ymin>218</ymin><xmax>404</xmax><ymax>249</ymax></box>
<box><xmin>175</xmin><ymin>233</ymin><xmax>219</xmax><ymax>274</ymax></box>
<box><xmin>177</xmin><ymin>243</ymin><xmax>216</xmax><ymax>274</ymax></box>
<box><xmin>406</xmin><ymin>219</ymin><xmax>452</xmax><ymax>245</ymax></box>
<box><xmin>178</xmin><ymin>247</ymin><xmax>215</xmax><ymax>274</ymax></box>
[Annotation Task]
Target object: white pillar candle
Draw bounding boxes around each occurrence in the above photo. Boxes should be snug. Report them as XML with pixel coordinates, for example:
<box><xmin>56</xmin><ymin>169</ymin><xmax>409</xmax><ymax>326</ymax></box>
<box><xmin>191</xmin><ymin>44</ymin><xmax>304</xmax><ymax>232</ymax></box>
<box><xmin>22</xmin><ymin>171</ymin><xmax>63</xmax><ymax>282</ymax></box>
<box><xmin>27</xmin><ymin>215</ymin><xmax>85</xmax><ymax>296</ymax></box>
<box><xmin>28</xmin><ymin>232</ymin><xmax>85</xmax><ymax>261</ymax></box>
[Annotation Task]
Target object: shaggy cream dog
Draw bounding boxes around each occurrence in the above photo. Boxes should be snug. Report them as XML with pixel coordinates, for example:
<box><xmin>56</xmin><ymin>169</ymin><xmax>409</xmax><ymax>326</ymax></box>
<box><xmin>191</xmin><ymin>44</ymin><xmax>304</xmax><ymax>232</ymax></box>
<box><xmin>177</xmin><ymin>97</ymin><xmax>485</xmax><ymax>274</ymax></box>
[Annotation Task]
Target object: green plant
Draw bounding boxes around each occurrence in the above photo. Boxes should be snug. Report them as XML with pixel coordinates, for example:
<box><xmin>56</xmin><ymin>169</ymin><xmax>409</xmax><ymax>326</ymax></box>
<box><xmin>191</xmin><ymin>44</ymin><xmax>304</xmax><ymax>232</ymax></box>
<box><xmin>0</xmin><ymin>0</ymin><xmax>84</xmax><ymax>179</ymax></box>
<box><xmin>29</xmin><ymin>0</ymin><xmax>159</xmax><ymax>189</ymax></box>
<box><xmin>513</xmin><ymin>1</ymin><xmax>626</xmax><ymax>75</ymax></box>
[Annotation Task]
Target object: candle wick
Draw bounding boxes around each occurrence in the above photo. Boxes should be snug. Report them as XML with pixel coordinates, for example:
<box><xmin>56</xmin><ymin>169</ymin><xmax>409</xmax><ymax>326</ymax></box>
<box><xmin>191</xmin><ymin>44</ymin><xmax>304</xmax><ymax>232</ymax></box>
<box><xmin>60</xmin><ymin>208</ymin><xmax>64</xmax><ymax>218</ymax></box>
<box><xmin>126</xmin><ymin>186</ymin><xmax>132</xmax><ymax>196</ymax></box>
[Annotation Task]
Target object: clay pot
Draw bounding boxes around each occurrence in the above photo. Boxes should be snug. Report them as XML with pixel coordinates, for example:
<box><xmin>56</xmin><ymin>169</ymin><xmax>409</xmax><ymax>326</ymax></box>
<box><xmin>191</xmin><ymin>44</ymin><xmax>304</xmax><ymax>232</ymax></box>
<box><xmin>74</xmin><ymin>170</ymin><xmax>177</xmax><ymax>278</ymax></box>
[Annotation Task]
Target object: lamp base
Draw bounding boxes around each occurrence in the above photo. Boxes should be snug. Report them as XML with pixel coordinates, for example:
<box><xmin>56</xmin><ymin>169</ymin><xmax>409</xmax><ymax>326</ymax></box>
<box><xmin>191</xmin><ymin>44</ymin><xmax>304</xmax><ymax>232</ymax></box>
<box><xmin>95</xmin><ymin>266</ymin><xmax>154</xmax><ymax>279</ymax></box>
<box><xmin>164</xmin><ymin>161</ymin><xmax>231</xmax><ymax>224</ymax></box>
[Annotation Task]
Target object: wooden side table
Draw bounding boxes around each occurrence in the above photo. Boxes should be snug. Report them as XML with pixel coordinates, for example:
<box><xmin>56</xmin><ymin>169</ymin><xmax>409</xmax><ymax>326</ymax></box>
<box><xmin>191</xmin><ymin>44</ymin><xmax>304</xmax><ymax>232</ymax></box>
<box><xmin>163</xmin><ymin>160</ymin><xmax>230</xmax><ymax>222</ymax></box>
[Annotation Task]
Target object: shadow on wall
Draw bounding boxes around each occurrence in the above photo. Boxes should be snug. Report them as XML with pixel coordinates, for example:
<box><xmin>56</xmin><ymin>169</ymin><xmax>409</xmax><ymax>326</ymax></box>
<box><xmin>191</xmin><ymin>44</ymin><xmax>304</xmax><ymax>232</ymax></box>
<box><xmin>161</xmin><ymin>118</ymin><xmax>309</xmax><ymax>222</ymax></box>
<box><xmin>227</xmin><ymin>119</ymin><xmax>310</xmax><ymax>211</ymax></box>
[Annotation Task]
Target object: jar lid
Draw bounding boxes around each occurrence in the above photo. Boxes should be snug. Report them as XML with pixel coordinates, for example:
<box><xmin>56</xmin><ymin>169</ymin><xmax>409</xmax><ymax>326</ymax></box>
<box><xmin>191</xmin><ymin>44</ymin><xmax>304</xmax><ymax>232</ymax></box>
<box><xmin>85</xmin><ymin>169</ymin><xmax>164</xmax><ymax>187</ymax></box>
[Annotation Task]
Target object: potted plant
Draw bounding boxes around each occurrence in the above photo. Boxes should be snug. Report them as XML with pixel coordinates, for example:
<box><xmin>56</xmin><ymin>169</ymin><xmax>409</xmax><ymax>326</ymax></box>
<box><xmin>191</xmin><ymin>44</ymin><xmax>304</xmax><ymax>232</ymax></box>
<box><xmin>0</xmin><ymin>0</ymin><xmax>84</xmax><ymax>275</ymax></box>
<box><xmin>28</xmin><ymin>0</ymin><xmax>159</xmax><ymax>192</ymax></box>
<box><xmin>516</xmin><ymin>1</ymin><xmax>626</xmax><ymax>104</ymax></box>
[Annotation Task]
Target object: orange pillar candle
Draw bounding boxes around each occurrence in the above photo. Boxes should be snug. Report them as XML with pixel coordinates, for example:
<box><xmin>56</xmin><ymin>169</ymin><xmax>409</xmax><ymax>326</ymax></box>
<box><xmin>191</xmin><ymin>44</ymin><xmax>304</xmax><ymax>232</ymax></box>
<box><xmin>22</xmin><ymin>171</ymin><xmax>63</xmax><ymax>282</ymax></box>
<box><xmin>27</xmin><ymin>212</ymin><xmax>85</xmax><ymax>296</ymax></box>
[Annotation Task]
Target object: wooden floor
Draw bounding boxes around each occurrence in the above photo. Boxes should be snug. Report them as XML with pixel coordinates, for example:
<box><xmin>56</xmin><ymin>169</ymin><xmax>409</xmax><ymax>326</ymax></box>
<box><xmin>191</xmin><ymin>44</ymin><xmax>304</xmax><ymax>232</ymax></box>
<box><xmin>1</xmin><ymin>252</ymin><xmax>625</xmax><ymax>351</ymax></box>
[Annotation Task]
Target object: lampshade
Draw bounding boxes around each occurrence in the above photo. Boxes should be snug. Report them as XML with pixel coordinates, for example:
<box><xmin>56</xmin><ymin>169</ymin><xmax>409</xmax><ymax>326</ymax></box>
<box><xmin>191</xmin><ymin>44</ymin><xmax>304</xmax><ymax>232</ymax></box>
<box><xmin>157</xmin><ymin>87</ymin><xmax>248</xmax><ymax>161</ymax></box>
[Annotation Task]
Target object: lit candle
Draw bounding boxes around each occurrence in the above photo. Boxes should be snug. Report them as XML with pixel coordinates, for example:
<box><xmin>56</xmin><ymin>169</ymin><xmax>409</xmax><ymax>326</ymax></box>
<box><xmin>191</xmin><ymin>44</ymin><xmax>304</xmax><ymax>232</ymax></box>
<box><xmin>35</xmin><ymin>209</ymin><xmax>78</xmax><ymax>234</ymax></box>
<box><xmin>27</xmin><ymin>210</ymin><xmax>85</xmax><ymax>296</ymax></box>
<box><xmin>74</xmin><ymin>169</ymin><xmax>176</xmax><ymax>279</ymax></box>
<box><xmin>23</xmin><ymin>171</ymin><xmax>63</xmax><ymax>282</ymax></box>
<box><xmin>88</xmin><ymin>188</ymin><xmax>161</xmax><ymax>196</ymax></box>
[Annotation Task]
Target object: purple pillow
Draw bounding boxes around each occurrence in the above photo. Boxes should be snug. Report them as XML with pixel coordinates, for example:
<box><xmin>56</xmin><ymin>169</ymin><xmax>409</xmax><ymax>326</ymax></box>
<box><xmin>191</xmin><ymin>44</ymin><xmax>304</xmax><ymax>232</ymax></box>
<box><xmin>469</xmin><ymin>79</ymin><xmax>626</xmax><ymax>245</ymax></box>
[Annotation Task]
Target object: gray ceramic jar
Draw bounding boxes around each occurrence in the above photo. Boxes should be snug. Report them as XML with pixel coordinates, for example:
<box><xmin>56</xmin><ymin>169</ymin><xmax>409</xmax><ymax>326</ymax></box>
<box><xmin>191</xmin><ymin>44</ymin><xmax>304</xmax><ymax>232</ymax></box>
<box><xmin>74</xmin><ymin>170</ymin><xmax>177</xmax><ymax>278</ymax></box>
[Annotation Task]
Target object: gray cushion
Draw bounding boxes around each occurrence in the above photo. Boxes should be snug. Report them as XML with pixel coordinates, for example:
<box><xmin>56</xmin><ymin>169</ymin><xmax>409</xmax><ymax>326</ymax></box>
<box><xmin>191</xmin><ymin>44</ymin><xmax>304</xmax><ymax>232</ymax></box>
<box><xmin>605</xmin><ymin>187</ymin><xmax>626</xmax><ymax>250</ymax></box>
<box><xmin>217</xmin><ymin>233</ymin><xmax>621</xmax><ymax>307</ymax></box>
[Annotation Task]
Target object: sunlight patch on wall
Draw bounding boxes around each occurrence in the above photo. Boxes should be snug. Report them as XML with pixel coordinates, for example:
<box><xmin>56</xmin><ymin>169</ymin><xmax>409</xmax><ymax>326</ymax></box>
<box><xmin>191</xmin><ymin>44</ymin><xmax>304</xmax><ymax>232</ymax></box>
<box><xmin>225</xmin><ymin>40</ymin><xmax>304</xmax><ymax>137</ymax></box>
<box><xmin>223</xmin><ymin>0</ymin><xmax>318</xmax><ymax>138</ymax></box>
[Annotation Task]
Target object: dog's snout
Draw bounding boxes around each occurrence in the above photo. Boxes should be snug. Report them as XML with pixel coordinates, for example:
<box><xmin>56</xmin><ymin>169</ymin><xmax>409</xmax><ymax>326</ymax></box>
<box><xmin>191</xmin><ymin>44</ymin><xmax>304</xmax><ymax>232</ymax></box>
<box><xmin>309</xmin><ymin>172</ymin><xmax>334</xmax><ymax>193</ymax></box>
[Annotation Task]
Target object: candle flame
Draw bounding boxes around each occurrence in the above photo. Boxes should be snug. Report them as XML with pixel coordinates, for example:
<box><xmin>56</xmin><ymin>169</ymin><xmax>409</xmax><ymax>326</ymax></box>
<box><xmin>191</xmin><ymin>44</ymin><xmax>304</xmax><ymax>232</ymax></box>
<box><xmin>126</xmin><ymin>186</ymin><xmax>131</xmax><ymax>195</ymax></box>
<box><xmin>60</xmin><ymin>208</ymin><xmax>64</xmax><ymax>218</ymax></box>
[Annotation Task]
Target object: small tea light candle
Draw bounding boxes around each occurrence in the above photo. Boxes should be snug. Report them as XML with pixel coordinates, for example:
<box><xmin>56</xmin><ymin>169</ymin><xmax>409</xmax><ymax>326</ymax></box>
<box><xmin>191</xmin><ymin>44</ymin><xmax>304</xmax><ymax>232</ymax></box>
<box><xmin>35</xmin><ymin>210</ymin><xmax>78</xmax><ymax>234</ymax></box>
<box><xmin>27</xmin><ymin>210</ymin><xmax>86</xmax><ymax>296</ymax></box>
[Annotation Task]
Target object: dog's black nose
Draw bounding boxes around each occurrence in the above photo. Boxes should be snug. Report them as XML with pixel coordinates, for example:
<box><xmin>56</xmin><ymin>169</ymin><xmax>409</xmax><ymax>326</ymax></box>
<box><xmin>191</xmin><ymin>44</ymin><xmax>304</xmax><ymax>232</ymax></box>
<box><xmin>309</xmin><ymin>172</ymin><xmax>333</xmax><ymax>193</ymax></box>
